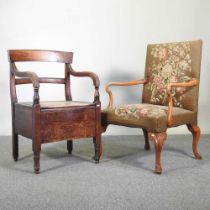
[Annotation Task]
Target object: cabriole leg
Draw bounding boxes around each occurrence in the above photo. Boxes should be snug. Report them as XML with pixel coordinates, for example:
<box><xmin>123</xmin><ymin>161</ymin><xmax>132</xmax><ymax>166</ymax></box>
<box><xmin>149</xmin><ymin>132</ymin><xmax>167</xmax><ymax>174</ymax></box>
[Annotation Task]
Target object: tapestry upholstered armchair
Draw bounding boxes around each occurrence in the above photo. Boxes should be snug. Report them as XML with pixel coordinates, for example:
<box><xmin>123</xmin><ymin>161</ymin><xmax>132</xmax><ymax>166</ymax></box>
<box><xmin>102</xmin><ymin>40</ymin><xmax>202</xmax><ymax>174</ymax></box>
<box><xmin>9</xmin><ymin>50</ymin><xmax>102</xmax><ymax>173</ymax></box>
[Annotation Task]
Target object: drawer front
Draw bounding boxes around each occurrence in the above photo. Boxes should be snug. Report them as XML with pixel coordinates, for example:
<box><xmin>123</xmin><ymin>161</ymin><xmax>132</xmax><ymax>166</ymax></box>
<box><xmin>40</xmin><ymin>107</ymin><xmax>96</xmax><ymax>142</ymax></box>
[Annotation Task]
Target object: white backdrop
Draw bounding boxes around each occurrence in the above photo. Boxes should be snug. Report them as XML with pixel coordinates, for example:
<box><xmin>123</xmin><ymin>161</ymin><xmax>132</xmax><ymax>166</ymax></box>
<box><xmin>0</xmin><ymin>0</ymin><xmax>210</xmax><ymax>135</ymax></box>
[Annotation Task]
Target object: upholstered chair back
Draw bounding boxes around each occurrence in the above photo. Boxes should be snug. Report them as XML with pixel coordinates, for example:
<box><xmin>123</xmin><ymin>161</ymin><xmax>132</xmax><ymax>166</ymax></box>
<box><xmin>142</xmin><ymin>40</ymin><xmax>202</xmax><ymax>112</ymax></box>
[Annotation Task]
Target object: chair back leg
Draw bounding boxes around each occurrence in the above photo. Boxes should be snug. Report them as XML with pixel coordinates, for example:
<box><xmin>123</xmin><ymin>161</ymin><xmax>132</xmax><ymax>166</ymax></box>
<box><xmin>12</xmin><ymin>133</ymin><xmax>19</xmax><ymax>161</ymax></box>
<box><xmin>142</xmin><ymin>129</ymin><xmax>150</xmax><ymax>150</ymax></box>
<box><xmin>67</xmin><ymin>140</ymin><xmax>73</xmax><ymax>154</ymax></box>
<box><xmin>187</xmin><ymin>124</ymin><xmax>202</xmax><ymax>159</ymax></box>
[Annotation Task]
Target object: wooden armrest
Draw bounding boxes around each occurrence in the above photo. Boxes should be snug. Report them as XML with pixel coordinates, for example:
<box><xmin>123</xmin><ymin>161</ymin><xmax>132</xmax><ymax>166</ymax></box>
<box><xmin>11</xmin><ymin>63</ymin><xmax>40</xmax><ymax>104</ymax></box>
<box><xmin>11</xmin><ymin>67</ymin><xmax>39</xmax><ymax>88</ymax></box>
<box><xmin>70</xmin><ymin>69</ymin><xmax>100</xmax><ymax>88</ymax></box>
<box><xmin>66</xmin><ymin>64</ymin><xmax>100</xmax><ymax>103</ymax></box>
<box><xmin>105</xmin><ymin>78</ymin><xmax>147</xmax><ymax>109</ymax></box>
<box><xmin>166</xmin><ymin>78</ymin><xmax>199</xmax><ymax>127</ymax></box>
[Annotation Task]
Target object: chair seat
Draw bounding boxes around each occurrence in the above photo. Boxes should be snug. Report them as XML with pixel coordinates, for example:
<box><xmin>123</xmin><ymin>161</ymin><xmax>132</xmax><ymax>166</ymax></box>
<box><xmin>103</xmin><ymin>103</ymin><xmax>197</xmax><ymax>132</ymax></box>
<box><xmin>17</xmin><ymin>101</ymin><xmax>94</xmax><ymax>109</ymax></box>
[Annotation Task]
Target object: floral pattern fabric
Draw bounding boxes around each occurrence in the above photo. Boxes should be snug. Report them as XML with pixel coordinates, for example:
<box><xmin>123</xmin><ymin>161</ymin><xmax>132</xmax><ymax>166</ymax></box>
<box><xmin>115</xmin><ymin>104</ymin><xmax>167</xmax><ymax>119</ymax></box>
<box><xmin>147</xmin><ymin>42</ymin><xmax>192</xmax><ymax>107</ymax></box>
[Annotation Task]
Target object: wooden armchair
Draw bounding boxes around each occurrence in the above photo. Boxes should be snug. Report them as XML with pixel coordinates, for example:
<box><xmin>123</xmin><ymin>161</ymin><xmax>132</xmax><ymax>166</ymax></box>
<box><xmin>102</xmin><ymin>40</ymin><xmax>202</xmax><ymax>174</ymax></box>
<box><xmin>8</xmin><ymin>50</ymin><xmax>102</xmax><ymax>173</ymax></box>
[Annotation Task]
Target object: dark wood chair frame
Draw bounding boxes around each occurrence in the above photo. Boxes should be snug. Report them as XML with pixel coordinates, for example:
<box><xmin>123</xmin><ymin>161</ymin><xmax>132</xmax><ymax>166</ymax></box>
<box><xmin>9</xmin><ymin>50</ymin><xmax>102</xmax><ymax>173</ymax></box>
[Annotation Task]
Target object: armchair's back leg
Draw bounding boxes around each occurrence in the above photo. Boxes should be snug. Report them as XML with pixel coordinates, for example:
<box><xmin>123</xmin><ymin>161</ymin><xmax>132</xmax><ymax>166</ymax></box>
<box><xmin>12</xmin><ymin>133</ymin><xmax>19</xmax><ymax>161</ymax></box>
<box><xmin>12</xmin><ymin>105</ymin><xmax>18</xmax><ymax>161</ymax></box>
<box><xmin>149</xmin><ymin>132</ymin><xmax>167</xmax><ymax>174</ymax></box>
<box><xmin>67</xmin><ymin>140</ymin><xmax>73</xmax><ymax>154</ymax></box>
<box><xmin>142</xmin><ymin>129</ymin><xmax>150</xmax><ymax>150</ymax></box>
<box><xmin>187</xmin><ymin>124</ymin><xmax>202</xmax><ymax>160</ymax></box>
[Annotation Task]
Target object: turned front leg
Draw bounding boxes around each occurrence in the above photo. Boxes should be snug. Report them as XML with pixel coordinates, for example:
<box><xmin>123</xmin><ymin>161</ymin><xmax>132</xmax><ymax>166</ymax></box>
<box><xmin>32</xmin><ymin>136</ymin><xmax>41</xmax><ymax>174</ymax></box>
<box><xmin>149</xmin><ymin>132</ymin><xmax>167</xmax><ymax>174</ymax></box>
<box><xmin>187</xmin><ymin>124</ymin><xmax>202</xmax><ymax>159</ymax></box>
<box><xmin>32</xmin><ymin>103</ymin><xmax>41</xmax><ymax>174</ymax></box>
<box><xmin>93</xmin><ymin>103</ymin><xmax>102</xmax><ymax>163</ymax></box>
<box><xmin>33</xmin><ymin>150</ymin><xmax>40</xmax><ymax>174</ymax></box>
<box><xmin>93</xmin><ymin>135</ymin><xmax>102</xmax><ymax>163</ymax></box>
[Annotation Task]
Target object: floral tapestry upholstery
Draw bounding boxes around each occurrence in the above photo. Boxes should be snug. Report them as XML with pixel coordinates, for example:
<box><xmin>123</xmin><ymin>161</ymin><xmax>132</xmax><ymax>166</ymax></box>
<box><xmin>102</xmin><ymin>40</ymin><xmax>202</xmax><ymax>133</ymax></box>
<box><xmin>142</xmin><ymin>40</ymin><xmax>202</xmax><ymax>112</ymax></box>
<box><xmin>104</xmin><ymin>103</ymin><xmax>197</xmax><ymax>132</ymax></box>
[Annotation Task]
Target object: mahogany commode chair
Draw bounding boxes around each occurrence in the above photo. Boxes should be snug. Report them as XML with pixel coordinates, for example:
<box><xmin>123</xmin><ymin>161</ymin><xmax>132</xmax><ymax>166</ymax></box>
<box><xmin>9</xmin><ymin>50</ymin><xmax>102</xmax><ymax>173</ymax></box>
<box><xmin>102</xmin><ymin>40</ymin><xmax>202</xmax><ymax>174</ymax></box>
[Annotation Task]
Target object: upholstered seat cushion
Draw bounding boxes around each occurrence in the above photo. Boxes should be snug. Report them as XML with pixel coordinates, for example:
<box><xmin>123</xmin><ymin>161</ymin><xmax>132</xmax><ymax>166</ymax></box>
<box><xmin>17</xmin><ymin>101</ymin><xmax>94</xmax><ymax>109</ymax></box>
<box><xmin>103</xmin><ymin>103</ymin><xmax>197</xmax><ymax>132</ymax></box>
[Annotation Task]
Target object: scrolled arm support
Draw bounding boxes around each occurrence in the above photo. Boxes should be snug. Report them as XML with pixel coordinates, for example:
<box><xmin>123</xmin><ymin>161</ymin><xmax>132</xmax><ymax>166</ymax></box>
<box><xmin>67</xmin><ymin>65</ymin><xmax>100</xmax><ymax>103</ymax></box>
<box><xmin>94</xmin><ymin>88</ymin><xmax>100</xmax><ymax>103</ymax></box>
<box><xmin>105</xmin><ymin>78</ymin><xmax>148</xmax><ymax>109</ymax></box>
<box><xmin>166</xmin><ymin>78</ymin><xmax>199</xmax><ymax>127</ymax></box>
<box><xmin>11</xmin><ymin>63</ymin><xmax>40</xmax><ymax>104</ymax></box>
<box><xmin>33</xmin><ymin>87</ymin><xmax>40</xmax><ymax>105</ymax></box>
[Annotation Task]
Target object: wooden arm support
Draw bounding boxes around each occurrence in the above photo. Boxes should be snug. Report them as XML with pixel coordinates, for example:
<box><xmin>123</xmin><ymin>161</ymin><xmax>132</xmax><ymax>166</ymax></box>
<box><xmin>11</xmin><ymin>63</ymin><xmax>40</xmax><ymax>104</ymax></box>
<box><xmin>166</xmin><ymin>78</ymin><xmax>199</xmax><ymax>127</ymax></box>
<box><xmin>67</xmin><ymin>64</ymin><xmax>100</xmax><ymax>103</ymax></box>
<box><xmin>105</xmin><ymin>79</ymin><xmax>147</xmax><ymax>109</ymax></box>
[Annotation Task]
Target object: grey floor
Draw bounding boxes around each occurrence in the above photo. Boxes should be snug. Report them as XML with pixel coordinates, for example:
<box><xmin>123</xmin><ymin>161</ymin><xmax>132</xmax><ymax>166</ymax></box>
<box><xmin>0</xmin><ymin>135</ymin><xmax>210</xmax><ymax>210</ymax></box>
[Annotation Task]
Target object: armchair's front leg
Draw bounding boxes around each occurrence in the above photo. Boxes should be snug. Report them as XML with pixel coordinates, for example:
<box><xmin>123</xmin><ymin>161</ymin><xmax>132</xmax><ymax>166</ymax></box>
<box><xmin>32</xmin><ymin>87</ymin><xmax>41</xmax><ymax>174</ymax></box>
<box><xmin>149</xmin><ymin>132</ymin><xmax>167</xmax><ymax>174</ymax></box>
<box><xmin>32</xmin><ymin>103</ymin><xmax>41</xmax><ymax>174</ymax></box>
<box><xmin>93</xmin><ymin>103</ymin><xmax>102</xmax><ymax>163</ymax></box>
